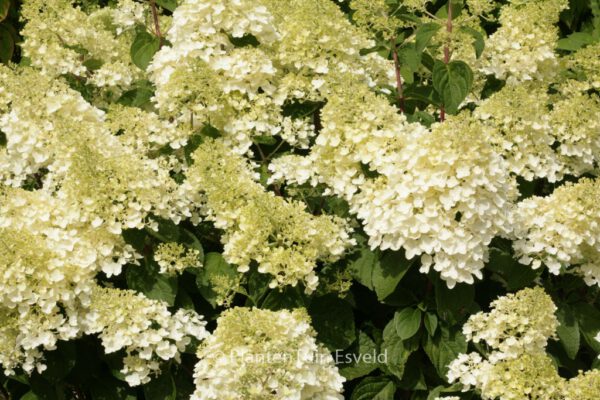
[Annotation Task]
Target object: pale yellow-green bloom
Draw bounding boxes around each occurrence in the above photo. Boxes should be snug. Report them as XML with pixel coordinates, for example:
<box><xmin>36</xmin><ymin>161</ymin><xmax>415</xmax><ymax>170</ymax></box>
<box><xmin>154</xmin><ymin>242</ymin><xmax>202</xmax><ymax>275</ymax></box>
<box><xmin>186</xmin><ymin>139</ymin><xmax>354</xmax><ymax>292</ymax></box>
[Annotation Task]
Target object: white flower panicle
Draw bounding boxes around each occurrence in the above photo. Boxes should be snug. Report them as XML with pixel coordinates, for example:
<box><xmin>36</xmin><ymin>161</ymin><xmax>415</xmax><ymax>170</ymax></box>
<box><xmin>563</xmin><ymin>369</ymin><xmax>600</xmax><ymax>400</ymax></box>
<box><xmin>20</xmin><ymin>0</ymin><xmax>147</xmax><ymax>97</ymax></box>
<box><xmin>461</xmin><ymin>287</ymin><xmax>558</xmax><ymax>361</ymax></box>
<box><xmin>448</xmin><ymin>287</ymin><xmax>599</xmax><ymax>400</ymax></box>
<box><xmin>105</xmin><ymin>105</ymin><xmax>191</xmax><ymax>153</ymax></box>
<box><xmin>449</xmin><ymin>352</ymin><xmax>565</xmax><ymax>400</ymax></box>
<box><xmin>0</xmin><ymin>186</ymin><xmax>137</xmax><ymax>300</ymax></box>
<box><xmin>148</xmin><ymin>0</ymin><xmax>393</xmax><ymax>153</ymax></box>
<box><xmin>354</xmin><ymin>114</ymin><xmax>517</xmax><ymax>288</ymax></box>
<box><xmin>0</xmin><ymin>65</ymin><xmax>104</xmax><ymax>188</ymax></box>
<box><xmin>0</xmin><ymin>306</ymin><xmax>81</xmax><ymax>375</ymax></box>
<box><xmin>0</xmin><ymin>65</ymin><xmax>194</xmax><ymax>234</ymax></box>
<box><xmin>0</xmin><ymin>61</ymin><xmax>204</xmax><ymax>383</ymax></box>
<box><xmin>191</xmin><ymin>307</ymin><xmax>344</xmax><ymax>400</ymax></box>
<box><xmin>186</xmin><ymin>139</ymin><xmax>355</xmax><ymax>292</ymax></box>
<box><xmin>475</xmin><ymin>83</ymin><xmax>562</xmax><ymax>182</ymax></box>
<box><xmin>479</xmin><ymin>0</ymin><xmax>568</xmax><ymax>84</ymax></box>
<box><xmin>272</xmin><ymin>101</ymin><xmax>518</xmax><ymax>287</ymax></box>
<box><xmin>514</xmin><ymin>178</ymin><xmax>600</xmax><ymax>286</ymax></box>
<box><xmin>0</xmin><ymin>187</ymin><xmax>205</xmax><ymax>382</ymax></box>
<box><xmin>83</xmin><ymin>285</ymin><xmax>208</xmax><ymax>386</ymax></box>
<box><xmin>548</xmin><ymin>92</ymin><xmax>600</xmax><ymax>176</ymax></box>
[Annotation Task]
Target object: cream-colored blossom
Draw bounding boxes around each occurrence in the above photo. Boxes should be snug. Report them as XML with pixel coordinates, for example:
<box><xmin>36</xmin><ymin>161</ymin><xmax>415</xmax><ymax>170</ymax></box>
<box><xmin>20</xmin><ymin>0</ymin><xmax>146</xmax><ymax>99</ymax></box>
<box><xmin>192</xmin><ymin>307</ymin><xmax>344</xmax><ymax>400</ymax></box>
<box><xmin>449</xmin><ymin>287</ymin><xmax>599</xmax><ymax>400</ymax></box>
<box><xmin>548</xmin><ymin>92</ymin><xmax>600</xmax><ymax>176</ymax></box>
<box><xmin>479</xmin><ymin>0</ymin><xmax>568</xmax><ymax>84</ymax></box>
<box><xmin>149</xmin><ymin>0</ymin><xmax>392</xmax><ymax>153</ymax></box>
<box><xmin>514</xmin><ymin>178</ymin><xmax>600</xmax><ymax>285</ymax></box>
<box><xmin>83</xmin><ymin>285</ymin><xmax>208</xmax><ymax>386</ymax></box>
<box><xmin>462</xmin><ymin>287</ymin><xmax>558</xmax><ymax>361</ymax></box>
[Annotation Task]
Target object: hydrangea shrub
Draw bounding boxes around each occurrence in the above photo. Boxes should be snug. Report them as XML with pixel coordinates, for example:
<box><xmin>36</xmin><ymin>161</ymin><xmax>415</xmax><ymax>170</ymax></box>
<box><xmin>0</xmin><ymin>0</ymin><xmax>599</xmax><ymax>399</ymax></box>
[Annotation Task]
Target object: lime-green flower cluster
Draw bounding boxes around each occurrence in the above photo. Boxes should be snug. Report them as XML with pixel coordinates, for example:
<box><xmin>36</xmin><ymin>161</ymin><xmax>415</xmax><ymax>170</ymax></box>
<box><xmin>20</xmin><ymin>0</ymin><xmax>151</xmax><ymax>101</ymax></box>
<box><xmin>186</xmin><ymin>139</ymin><xmax>355</xmax><ymax>292</ymax></box>
<box><xmin>154</xmin><ymin>242</ymin><xmax>202</xmax><ymax>275</ymax></box>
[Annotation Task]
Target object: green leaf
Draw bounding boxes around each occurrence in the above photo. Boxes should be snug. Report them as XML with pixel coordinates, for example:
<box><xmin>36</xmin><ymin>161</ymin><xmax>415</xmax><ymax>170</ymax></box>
<box><xmin>146</xmin><ymin>217</ymin><xmax>180</xmax><ymax>242</ymax></box>
<box><xmin>435</xmin><ymin>0</ymin><xmax>464</xmax><ymax>20</ymax></box>
<box><xmin>426</xmin><ymin>384</ymin><xmax>464</xmax><ymax>400</ymax></box>
<box><xmin>122</xmin><ymin>228</ymin><xmax>147</xmax><ymax>252</ymax></box>
<box><xmin>155</xmin><ymin>0</ymin><xmax>177</xmax><ymax>11</ymax></box>
<box><xmin>432</xmin><ymin>60</ymin><xmax>473</xmax><ymax>114</ymax></box>
<box><xmin>118</xmin><ymin>80</ymin><xmax>155</xmax><ymax>109</ymax></box>
<box><xmin>435</xmin><ymin>280</ymin><xmax>475</xmax><ymax>323</ymax></box>
<box><xmin>348</xmin><ymin>248</ymin><xmax>378</xmax><ymax>290</ymax></box>
<box><xmin>253</xmin><ymin>135</ymin><xmax>278</xmax><ymax>145</ymax></box>
<box><xmin>407</xmin><ymin>110</ymin><xmax>436</xmax><ymax>127</ymax></box>
<box><xmin>487</xmin><ymin>248</ymin><xmax>540</xmax><ymax>291</ymax></box>
<box><xmin>0</xmin><ymin>24</ymin><xmax>15</xmax><ymax>63</ymax></box>
<box><xmin>180</xmin><ymin>228</ymin><xmax>204</xmax><ymax>264</ymax></box>
<box><xmin>131</xmin><ymin>29</ymin><xmax>161</xmax><ymax>70</ymax></box>
<box><xmin>461</xmin><ymin>26</ymin><xmax>485</xmax><ymax>58</ymax></box>
<box><xmin>173</xmin><ymin>366</ymin><xmax>196</xmax><ymax>400</ymax></box>
<box><xmin>42</xmin><ymin>342</ymin><xmax>76</xmax><ymax>383</ymax></box>
<box><xmin>381</xmin><ymin>326</ymin><xmax>413</xmax><ymax>379</ymax></box>
<box><xmin>403</xmin><ymin>85</ymin><xmax>439</xmax><ymax>106</ymax></box>
<box><xmin>397</xmin><ymin>46</ymin><xmax>421</xmax><ymax>73</ymax></box>
<box><xmin>556</xmin><ymin>305</ymin><xmax>580</xmax><ymax>360</ymax></box>
<box><xmin>195</xmin><ymin>252</ymin><xmax>239</xmax><ymax>307</ymax></box>
<box><xmin>21</xmin><ymin>393</ymin><xmax>39</xmax><ymax>400</ymax></box>
<box><xmin>126</xmin><ymin>260</ymin><xmax>178</xmax><ymax>306</ymax></box>
<box><xmin>348</xmin><ymin>248</ymin><xmax>412</xmax><ymax>301</ymax></box>
<box><xmin>415</xmin><ymin>23</ymin><xmax>442</xmax><ymax>53</ymax></box>
<box><xmin>247</xmin><ymin>268</ymin><xmax>271</xmax><ymax>305</ymax></box>
<box><xmin>394</xmin><ymin>308</ymin><xmax>422</xmax><ymax>340</ymax></box>
<box><xmin>28</xmin><ymin>374</ymin><xmax>62</xmax><ymax>400</ymax></box>
<box><xmin>82</xmin><ymin>58</ymin><xmax>104</xmax><ymax>71</ymax></box>
<box><xmin>260</xmin><ymin>286</ymin><xmax>305</xmax><ymax>310</ymax></box>
<box><xmin>340</xmin><ymin>331</ymin><xmax>380</xmax><ymax>381</ymax></box>
<box><xmin>397</xmin><ymin>46</ymin><xmax>421</xmax><ymax>84</ymax></box>
<box><xmin>556</xmin><ymin>32</ymin><xmax>595</xmax><ymax>51</ymax></box>
<box><xmin>90</xmin><ymin>377</ymin><xmax>136</xmax><ymax>400</ymax></box>
<box><xmin>572</xmin><ymin>303</ymin><xmax>600</xmax><ymax>353</ymax></box>
<box><xmin>397</xmin><ymin>353</ymin><xmax>427</xmax><ymax>390</ymax></box>
<box><xmin>424</xmin><ymin>312</ymin><xmax>438</xmax><ymax>336</ymax></box>
<box><xmin>423</xmin><ymin>326</ymin><xmax>467</xmax><ymax>379</ymax></box>
<box><xmin>309</xmin><ymin>294</ymin><xmax>356</xmax><ymax>351</ymax></box>
<box><xmin>350</xmin><ymin>377</ymin><xmax>396</xmax><ymax>400</ymax></box>
<box><xmin>143</xmin><ymin>371</ymin><xmax>176</xmax><ymax>400</ymax></box>
<box><xmin>0</xmin><ymin>0</ymin><xmax>9</xmax><ymax>22</ymax></box>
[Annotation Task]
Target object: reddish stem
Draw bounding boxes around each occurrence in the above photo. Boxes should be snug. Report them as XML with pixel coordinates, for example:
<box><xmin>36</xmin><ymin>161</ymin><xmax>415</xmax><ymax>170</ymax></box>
<box><xmin>150</xmin><ymin>0</ymin><xmax>163</xmax><ymax>48</ymax></box>
<box><xmin>440</xmin><ymin>2</ymin><xmax>453</xmax><ymax>122</ymax></box>
<box><xmin>391</xmin><ymin>36</ymin><xmax>405</xmax><ymax>113</ymax></box>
